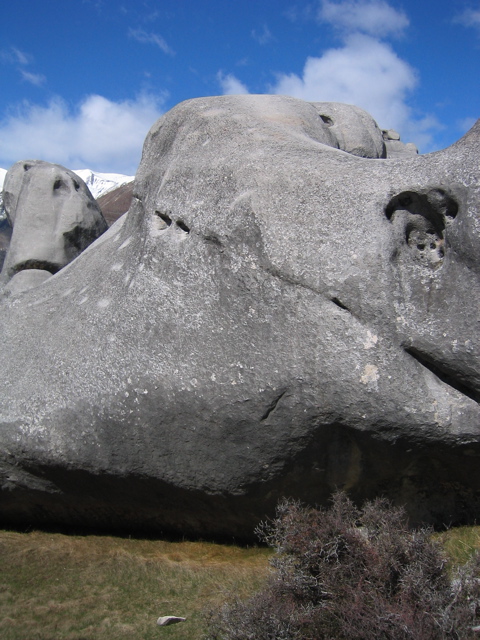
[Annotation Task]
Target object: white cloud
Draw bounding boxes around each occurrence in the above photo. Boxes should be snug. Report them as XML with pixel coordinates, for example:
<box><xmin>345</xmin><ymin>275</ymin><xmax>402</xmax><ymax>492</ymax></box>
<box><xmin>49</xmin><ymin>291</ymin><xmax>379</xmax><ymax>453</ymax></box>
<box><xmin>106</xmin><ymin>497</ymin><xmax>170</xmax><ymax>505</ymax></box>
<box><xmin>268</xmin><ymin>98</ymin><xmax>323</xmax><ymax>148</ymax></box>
<box><xmin>272</xmin><ymin>34</ymin><xmax>416</xmax><ymax>128</ymax></box>
<box><xmin>20</xmin><ymin>70</ymin><xmax>46</xmax><ymax>87</ymax></box>
<box><xmin>0</xmin><ymin>93</ymin><xmax>165</xmax><ymax>174</ymax></box>
<box><xmin>269</xmin><ymin>1</ymin><xmax>440</xmax><ymax>150</ymax></box>
<box><xmin>128</xmin><ymin>28</ymin><xmax>175</xmax><ymax>55</ymax></box>
<box><xmin>454</xmin><ymin>7</ymin><xmax>480</xmax><ymax>33</ymax></box>
<box><xmin>252</xmin><ymin>24</ymin><xmax>273</xmax><ymax>45</ymax></box>
<box><xmin>217</xmin><ymin>72</ymin><xmax>250</xmax><ymax>95</ymax></box>
<box><xmin>318</xmin><ymin>0</ymin><xmax>409</xmax><ymax>37</ymax></box>
<box><xmin>215</xmin><ymin>1</ymin><xmax>439</xmax><ymax>149</ymax></box>
<box><xmin>11</xmin><ymin>47</ymin><xmax>31</xmax><ymax>66</ymax></box>
<box><xmin>1</xmin><ymin>46</ymin><xmax>45</xmax><ymax>83</ymax></box>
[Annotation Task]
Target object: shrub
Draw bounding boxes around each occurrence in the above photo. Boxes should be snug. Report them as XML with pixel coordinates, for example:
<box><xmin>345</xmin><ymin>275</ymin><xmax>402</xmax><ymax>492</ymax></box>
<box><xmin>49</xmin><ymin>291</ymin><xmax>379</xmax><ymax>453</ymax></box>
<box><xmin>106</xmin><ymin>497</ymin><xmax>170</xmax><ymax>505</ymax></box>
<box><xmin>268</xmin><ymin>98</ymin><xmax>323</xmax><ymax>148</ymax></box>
<box><xmin>204</xmin><ymin>493</ymin><xmax>480</xmax><ymax>639</ymax></box>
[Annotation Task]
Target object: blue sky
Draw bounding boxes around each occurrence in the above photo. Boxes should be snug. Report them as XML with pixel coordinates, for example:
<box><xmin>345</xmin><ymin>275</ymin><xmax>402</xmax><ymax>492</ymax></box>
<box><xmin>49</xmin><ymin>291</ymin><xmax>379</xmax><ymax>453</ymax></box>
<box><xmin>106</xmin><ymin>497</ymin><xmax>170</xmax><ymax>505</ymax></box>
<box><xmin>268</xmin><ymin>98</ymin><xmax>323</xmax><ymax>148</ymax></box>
<box><xmin>0</xmin><ymin>0</ymin><xmax>478</xmax><ymax>174</ymax></box>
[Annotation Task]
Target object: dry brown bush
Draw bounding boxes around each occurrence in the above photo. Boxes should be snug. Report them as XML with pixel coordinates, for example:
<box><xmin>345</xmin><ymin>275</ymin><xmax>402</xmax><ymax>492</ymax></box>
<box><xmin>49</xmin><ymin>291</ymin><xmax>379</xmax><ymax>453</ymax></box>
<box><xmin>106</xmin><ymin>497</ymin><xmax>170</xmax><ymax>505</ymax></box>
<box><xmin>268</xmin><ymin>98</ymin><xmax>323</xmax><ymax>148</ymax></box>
<box><xmin>205</xmin><ymin>493</ymin><xmax>480</xmax><ymax>640</ymax></box>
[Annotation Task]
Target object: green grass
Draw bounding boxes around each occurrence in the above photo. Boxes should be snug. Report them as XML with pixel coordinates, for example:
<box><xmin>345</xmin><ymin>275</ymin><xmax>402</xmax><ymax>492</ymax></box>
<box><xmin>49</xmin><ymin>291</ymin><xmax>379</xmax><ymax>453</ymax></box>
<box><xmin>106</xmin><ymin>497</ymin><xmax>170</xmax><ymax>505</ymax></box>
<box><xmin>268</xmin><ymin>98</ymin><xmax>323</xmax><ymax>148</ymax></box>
<box><xmin>0</xmin><ymin>530</ymin><xmax>271</xmax><ymax>640</ymax></box>
<box><xmin>1</xmin><ymin>524</ymin><xmax>479</xmax><ymax>640</ymax></box>
<box><xmin>435</xmin><ymin>525</ymin><xmax>480</xmax><ymax>567</ymax></box>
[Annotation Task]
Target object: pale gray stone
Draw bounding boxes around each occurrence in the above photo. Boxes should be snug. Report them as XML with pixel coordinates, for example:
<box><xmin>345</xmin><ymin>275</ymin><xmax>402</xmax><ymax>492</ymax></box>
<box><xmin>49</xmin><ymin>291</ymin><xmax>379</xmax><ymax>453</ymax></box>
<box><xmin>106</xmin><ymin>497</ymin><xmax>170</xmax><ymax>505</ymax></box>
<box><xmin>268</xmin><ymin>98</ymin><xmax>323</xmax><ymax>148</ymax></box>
<box><xmin>157</xmin><ymin>616</ymin><xmax>186</xmax><ymax>626</ymax></box>
<box><xmin>313</xmin><ymin>101</ymin><xmax>386</xmax><ymax>157</ymax></box>
<box><xmin>0</xmin><ymin>160</ymin><xmax>107</xmax><ymax>295</ymax></box>
<box><xmin>384</xmin><ymin>139</ymin><xmax>419</xmax><ymax>158</ymax></box>
<box><xmin>0</xmin><ymin>96</ymin><xmax>478</xmax><ymax>538</ymax></box>
<box><xmin>384</xmin><ymin>128</ymin><xmax>401</xmax><ymax>140</ymax></box>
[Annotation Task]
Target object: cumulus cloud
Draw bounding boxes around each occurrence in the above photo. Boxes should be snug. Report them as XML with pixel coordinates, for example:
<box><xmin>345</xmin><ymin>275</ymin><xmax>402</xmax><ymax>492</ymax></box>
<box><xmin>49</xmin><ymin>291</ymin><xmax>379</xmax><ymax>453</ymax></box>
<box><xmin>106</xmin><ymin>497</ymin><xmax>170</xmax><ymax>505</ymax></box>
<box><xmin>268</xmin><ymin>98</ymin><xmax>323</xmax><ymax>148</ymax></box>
<box><xmin>217</xmin><ymin>72</ymin><xmax>250</xmax><ymax>95</ymax></box>
<box><xmin>318</xmin><ymin>0</ymin><xmax>409</xmax><ymax>37</ymax></box>
<box><xmin>0</xmin><ymin>93</ymin><xmax>165</xmax><ymax>174</ymax></box>
<box><xmin>269</xmin><ymin>0</ymin><xmax>440</xmax><ymax>149</ymax></box>
<box><xmin>454</xmin><ymin>7</ymin><xmax>480</xmax><ymax>33</ymax></box>
<box><xmin>216</xmin><ymin>1</ymin><xmax>438</xmax><ymax>149</ymax></box>
<box><xmin>128</xmin><ymin>28</ymin><xmax>175</xmax><ymax>55</ymax></box>
<box><xmin>272</xmin><ymin>34</ymin><xmax>416</xmax><ymax>130</ymax></box>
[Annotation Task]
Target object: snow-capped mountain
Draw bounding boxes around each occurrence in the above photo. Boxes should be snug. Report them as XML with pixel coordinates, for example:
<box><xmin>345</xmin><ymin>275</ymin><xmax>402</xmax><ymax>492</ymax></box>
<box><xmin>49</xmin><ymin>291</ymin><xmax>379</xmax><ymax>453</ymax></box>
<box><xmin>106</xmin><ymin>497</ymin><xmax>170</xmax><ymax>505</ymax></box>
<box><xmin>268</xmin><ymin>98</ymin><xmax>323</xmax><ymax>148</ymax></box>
<box><xmin>72</xmin><ymin>169</ymin><xmax>134</xmax><ymax>200</ymax></box>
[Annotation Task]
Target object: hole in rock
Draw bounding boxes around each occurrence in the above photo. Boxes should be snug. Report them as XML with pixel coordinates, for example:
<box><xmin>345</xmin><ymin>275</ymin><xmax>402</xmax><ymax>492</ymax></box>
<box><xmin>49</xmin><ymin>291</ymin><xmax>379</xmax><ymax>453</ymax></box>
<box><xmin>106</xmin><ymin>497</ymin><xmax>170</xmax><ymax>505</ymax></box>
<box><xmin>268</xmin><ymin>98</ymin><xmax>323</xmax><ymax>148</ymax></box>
<box><xmin>385</xmin><ymin>188</ymin><xmax>459</xmax><ymax>267</ymax></box>
<box><xmin>331</xmin><ymin>297</ymin><xmax>350</xmax><ymax>312</ymax></box>
<box><xmin>154</xmin><ymin>211</ymin><xmax>172</xmax><ymax>231</ymax></box>
<box><xmin>320</xmin><ymin>114</ymin><xmax>334</xmax><ymax>126</ymax></box>
<box><xmin>428</xmin><ymin>188</ymin><xmax>458</xmax><ymax>219</ymax></box>
<box><xmin>176</xmin><ymin>220</ymin><xmax>190</xmax><ymax>233</ymax></box>
<box><xmin>53</xmin><ymin>179</ymin><xmax>67</xmax><ymax>191</ymax></box>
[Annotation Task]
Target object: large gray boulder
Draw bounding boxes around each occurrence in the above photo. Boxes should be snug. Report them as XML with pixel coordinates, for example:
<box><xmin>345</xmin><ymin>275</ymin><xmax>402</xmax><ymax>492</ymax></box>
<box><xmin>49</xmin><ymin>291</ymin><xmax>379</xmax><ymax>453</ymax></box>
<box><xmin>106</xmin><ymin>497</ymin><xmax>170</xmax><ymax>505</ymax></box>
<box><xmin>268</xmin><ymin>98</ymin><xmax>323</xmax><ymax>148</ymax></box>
<box><xmin>1</xmin><ymin>160</ymin><xmax>107</xmax><ymax>295</ymax></box>
<box><xmin>0</xmin><ymin>96</ymin><xmax>479</xmax><ymax>538</ymax></box>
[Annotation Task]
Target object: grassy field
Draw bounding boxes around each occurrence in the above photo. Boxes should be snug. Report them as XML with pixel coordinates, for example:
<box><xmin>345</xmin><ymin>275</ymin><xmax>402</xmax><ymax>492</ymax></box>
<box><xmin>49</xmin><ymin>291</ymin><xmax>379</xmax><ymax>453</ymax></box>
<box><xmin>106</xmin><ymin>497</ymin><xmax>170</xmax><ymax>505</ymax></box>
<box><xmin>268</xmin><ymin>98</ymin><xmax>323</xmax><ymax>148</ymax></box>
<box><xmin>0</xmin><ymin>529</ymin><xmax>271</xmax><ymax>640</ymax></box>
<box><xmin>1</xmin><ymin>525</ymin><xmax>480</xmax><ymax>640</ymax></box>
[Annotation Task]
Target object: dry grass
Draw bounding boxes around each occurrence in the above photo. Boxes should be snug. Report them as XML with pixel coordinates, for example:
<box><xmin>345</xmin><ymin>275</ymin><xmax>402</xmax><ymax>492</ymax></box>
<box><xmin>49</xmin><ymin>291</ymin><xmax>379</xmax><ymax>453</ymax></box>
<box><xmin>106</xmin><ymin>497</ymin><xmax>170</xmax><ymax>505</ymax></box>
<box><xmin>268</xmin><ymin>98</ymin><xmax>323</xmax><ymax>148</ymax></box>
<box><xmin>1</xmin><ymin>523</ymin><xmax>479</xmax><ymax>640</ymax></box>
<box><xmin>0</xmin><ymin>529</ymin><xmax>271</xmax><ymax>640</ymax></box>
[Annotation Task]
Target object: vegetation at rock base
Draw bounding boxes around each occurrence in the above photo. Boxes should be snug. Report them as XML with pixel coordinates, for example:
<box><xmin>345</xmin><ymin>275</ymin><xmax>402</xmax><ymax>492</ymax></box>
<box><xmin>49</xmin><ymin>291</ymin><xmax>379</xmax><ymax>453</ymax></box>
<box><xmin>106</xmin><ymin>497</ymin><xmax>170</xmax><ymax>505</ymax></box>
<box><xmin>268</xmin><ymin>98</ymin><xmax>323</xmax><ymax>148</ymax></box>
<box><xmin>204</xmin><ymin>493</ymin><xmax>480</xmax><ymax>640</ymax></box>
<box><xmin>2</xmin><ymin>496</ymin><xmax>480</xmax><ymax>639</ymax></box>
<box><xmin>0</xmin><ymin>529</ymin><xmax>270</xmax><ymax>640</ymax></box>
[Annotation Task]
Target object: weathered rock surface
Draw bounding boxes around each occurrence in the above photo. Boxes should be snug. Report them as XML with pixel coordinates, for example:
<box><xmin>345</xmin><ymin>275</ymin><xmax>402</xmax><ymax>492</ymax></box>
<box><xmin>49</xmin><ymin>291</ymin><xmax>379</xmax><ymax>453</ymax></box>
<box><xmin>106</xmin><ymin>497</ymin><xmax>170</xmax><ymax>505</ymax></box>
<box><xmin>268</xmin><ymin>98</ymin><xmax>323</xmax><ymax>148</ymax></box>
<box><xmin>382</xmin><ymin>128</ymin><xmax>419</xmax><ymax>158</ymax></box>
<box><xmin>0</xmin><ymin>218</ymin><xmax>12</xmax><ymax>272</ymax></box>
<box><xmin>0</xmin><ymin>160</ymin><xmax>107</xmax><ymax>295</ymax></box>
<box><xmin>0</xmin><ymin>175</ymin><xmax>133</xmax><ymax>270</ymax></box>
<box><xmin>0</xmin><ymin>96</ymin><xmax>479</xmax><ymax>538</ymax></box>
<box><xmin>313</xmin><ymin>101</ymin><xmax>386</xmax><ymax>158</ymax></box>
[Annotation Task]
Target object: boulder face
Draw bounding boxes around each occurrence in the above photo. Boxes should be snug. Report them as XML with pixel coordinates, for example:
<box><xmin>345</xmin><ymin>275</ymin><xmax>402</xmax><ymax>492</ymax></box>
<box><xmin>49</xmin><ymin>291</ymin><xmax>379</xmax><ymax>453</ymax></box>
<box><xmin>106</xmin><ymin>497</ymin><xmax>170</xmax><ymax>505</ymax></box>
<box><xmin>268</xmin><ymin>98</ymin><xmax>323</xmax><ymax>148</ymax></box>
<box><xmin>1</xmin><ymin>160</ymin><xmax>107</xmax><ymax>295</ymax></box>
<box><xmin>0</xmin><ymin>96</ymin><xmax>479</xmax><ymax>539</ymax></box>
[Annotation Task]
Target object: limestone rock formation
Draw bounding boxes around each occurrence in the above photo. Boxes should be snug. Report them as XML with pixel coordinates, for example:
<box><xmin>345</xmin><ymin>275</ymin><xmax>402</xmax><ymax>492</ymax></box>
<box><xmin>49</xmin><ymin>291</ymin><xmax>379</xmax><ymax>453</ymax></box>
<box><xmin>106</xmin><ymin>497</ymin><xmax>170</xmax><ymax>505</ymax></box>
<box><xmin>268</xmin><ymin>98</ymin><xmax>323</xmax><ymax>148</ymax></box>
<box><xmin>0</xmin><ymin>96</ymin><xmax>479</xmax><ymax>538</ymax></box>
<box><xmin>0</xmin><ymin>218</ymin><xmax>12</xmax><ymax>272</ymax></box>
<box><xmin>382</xmin><ymin>128</ymin><xmax>419</xmax><ymax>158</ymax></box>
<box><xmin>0</xmin><ymin>160</ymin><xmax>107</xmax><ymax>295</ymax></box>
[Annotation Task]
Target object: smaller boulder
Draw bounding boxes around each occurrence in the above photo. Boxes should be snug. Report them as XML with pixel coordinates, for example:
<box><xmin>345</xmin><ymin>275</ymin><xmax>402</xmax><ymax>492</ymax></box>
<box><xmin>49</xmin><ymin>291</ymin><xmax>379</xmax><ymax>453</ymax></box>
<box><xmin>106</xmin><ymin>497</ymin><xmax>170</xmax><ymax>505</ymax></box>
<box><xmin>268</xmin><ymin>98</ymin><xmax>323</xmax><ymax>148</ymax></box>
<box><xmin>312</xmin><ymin>102</ymin><xmax>386</xmax><ymax>158</ymax></box>
<box><xmin>1</xmin><ymin>160</ymin><xmax>108</xmax><ymax>295</ymax></box>
<box><xmin>156</xmin><ymin>616</ymin><xmax>186</xmax><ymax>626</ymax></box>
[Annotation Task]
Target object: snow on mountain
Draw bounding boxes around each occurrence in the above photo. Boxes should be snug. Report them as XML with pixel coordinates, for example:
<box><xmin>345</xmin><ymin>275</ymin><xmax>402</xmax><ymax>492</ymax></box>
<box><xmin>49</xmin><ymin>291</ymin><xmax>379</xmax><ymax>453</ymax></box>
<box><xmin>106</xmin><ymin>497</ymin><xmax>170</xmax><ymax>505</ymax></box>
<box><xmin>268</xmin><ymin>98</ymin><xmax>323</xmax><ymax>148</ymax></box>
<box><xmin>73</xmin><ymin>169</ymin><xmax>134</xmax><ymax>200</ymax></box>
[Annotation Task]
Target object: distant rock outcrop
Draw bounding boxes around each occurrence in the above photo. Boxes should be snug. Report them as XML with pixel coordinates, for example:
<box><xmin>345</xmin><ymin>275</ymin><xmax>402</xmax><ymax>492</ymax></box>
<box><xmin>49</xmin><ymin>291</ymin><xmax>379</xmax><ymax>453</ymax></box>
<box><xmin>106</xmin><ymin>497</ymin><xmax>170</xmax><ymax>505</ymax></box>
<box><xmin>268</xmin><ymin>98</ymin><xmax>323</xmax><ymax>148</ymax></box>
<box><xmin>0</xmin><ymin>168</ymin><xmax>133</xmax><ymax>270</ymax></box>
<box><xmin>0</xmin><ymin>96</ymin><xmax>478</xmax><ymax>539</ymax></box>
<box><xmin>382</xmin><ymin>128</ymin><xmax>419</xmax><ymax>158</ymax></box>
<box><xmin>0</xmin><ymin>160</ymin><xmax>108</xmax><ymax>296</ymax></box>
